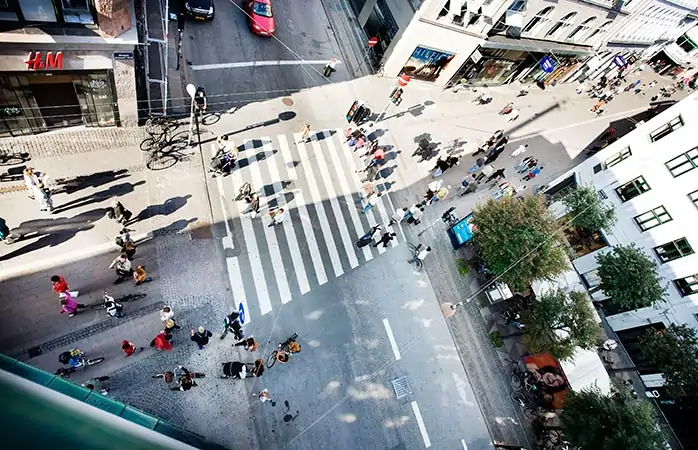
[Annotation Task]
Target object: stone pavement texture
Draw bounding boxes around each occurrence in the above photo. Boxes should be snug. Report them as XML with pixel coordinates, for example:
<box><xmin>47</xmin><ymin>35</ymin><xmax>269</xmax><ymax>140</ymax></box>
<box><xmin>0</xmin><ymin>67</ymin><xmax>689</xmax><ymax>450</ymax></box>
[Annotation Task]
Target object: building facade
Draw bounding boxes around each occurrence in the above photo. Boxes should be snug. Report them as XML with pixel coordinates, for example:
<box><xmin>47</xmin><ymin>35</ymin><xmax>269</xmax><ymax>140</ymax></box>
<box><xmin>0</xmin><ymin>0</ymin><xmax>140</xmax><ymax>137</ymax></box>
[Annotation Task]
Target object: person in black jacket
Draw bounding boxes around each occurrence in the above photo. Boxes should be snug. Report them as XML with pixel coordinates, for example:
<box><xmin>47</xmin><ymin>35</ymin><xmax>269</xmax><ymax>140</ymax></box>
<box><xmin>190</xmin><ymin>326</ymin><xmax>213</xmax><ymax>350</ymax></box>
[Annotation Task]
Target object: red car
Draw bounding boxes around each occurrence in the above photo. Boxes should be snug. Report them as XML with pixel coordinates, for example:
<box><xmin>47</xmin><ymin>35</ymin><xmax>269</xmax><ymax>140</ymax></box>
<box><xmin>245</xmin><ymin>0</ymin><xmax>275</xmax><ymax>36</ymax></box>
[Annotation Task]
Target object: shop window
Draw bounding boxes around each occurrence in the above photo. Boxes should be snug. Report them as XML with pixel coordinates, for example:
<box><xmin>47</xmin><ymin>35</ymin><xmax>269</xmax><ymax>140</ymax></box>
<box><xmin>580</xmin><ymin>269</ymin><xmax>601</xmax><ymax>289</ymax></box>
<box><xmin>0</xmin><ymin>0</ymin><xmax>18</xmax><ymax>21</ymax></box>
<box><xmin>665</xmin><ymin>147</ymin><xmax>698</xmax><ymax>177</ymax></box>
<box><xmin>562</xmin><ymin>223</ymin><xmax>608</xmax><ymax>258</ymax></box>
<box><xmin>567</xmin><ymin>17</ymin><xmax>596</xmax><ymax>40</ymax></box>
<box><xmin>18</xmin><ymin>0</ymin><xmax>57</xmax><ymax>21</ymax></box>
<box><xmin>605</xmin><ymin>147</ymin><xmax>631</xmax><ymax>168</ymax></box>
<box><xmin>615</xmin><ymin>176</ymin><xmax>650</xmax><ymax>202</ymax></box>
<box><xmin>676</xmin><ymin>35</ymin><xmax>697</xmax><ymax>53</ymax></box>
<box><xmin>60</xmin><ymin>0</ymin><xmax>94</xmax><ymax>24</ymax></box>
<box><xmin>545</xmin><ymin>12</ymin><xmax>577</xmax><ymax>38</ymax></box>
<box><xmin>689</xmin><ymin>190</ymin><xmax>698</xmax><ymax>209</ymax></box>
<box><xmin>654</xmin><ymin>238</ymin><xmax>694</xmax><ymax>263</ymax></box>
<box><xmin>674</xmin><ymin>274</ymin><xmax>698</xmax><ymax>297</ymax></box>
<box><xmin>649</xmin><ymin>116</ymin><xmax>683</xmax><ymax>142</ymax></box>
<box><xmin>522</xmin><ymin>6</ymin><xmax>554</xmax><ymax>34</ymax></box>
<box><xmin>634</xmin><ymin>206</ymin><xmax>672</xmax><ymax>231</ymax></box>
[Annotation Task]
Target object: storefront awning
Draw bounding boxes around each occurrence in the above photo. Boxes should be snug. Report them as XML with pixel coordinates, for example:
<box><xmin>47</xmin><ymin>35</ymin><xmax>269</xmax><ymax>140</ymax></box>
<box><xmin>559</xmin><ymin>348</ymin><xmax>612</xmax><ymax>395</ymax></box>
<box><xmin>656</xmin><ymin>43</ymin><xmax>688</xmax><ymax>66</ymax></box>
<box><xmin>482</xmin><ymin>36</ymin><xmax>594</xmax><ymax>56</ymax></box>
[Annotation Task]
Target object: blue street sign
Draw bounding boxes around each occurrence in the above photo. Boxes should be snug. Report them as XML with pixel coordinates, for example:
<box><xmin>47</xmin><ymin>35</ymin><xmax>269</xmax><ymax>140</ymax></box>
<box><xmin>238</xmin><ymin>302</ymin><xmax>245</xmax><ymax>325</ymax></box>
<box><xmin>613</xmin><ymin>55</ymin><xmax>626</xmax><ymax>68</ymax></box>
<box><xmin>540</xmin><ymin>56</ymin><xmax>555</xmax><ymax>74</ymax></box>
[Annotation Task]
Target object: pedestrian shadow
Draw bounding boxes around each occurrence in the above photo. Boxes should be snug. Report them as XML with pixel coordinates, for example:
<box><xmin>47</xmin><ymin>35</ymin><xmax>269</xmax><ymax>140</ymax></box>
<box><xmin>198</xmin><ymin>111</ymin><xmax>297</xmax><ymax>145</ymax></box>
<box><xmin>261</xmin><ymin>181</ymin><xmax>293</xmax><ymax>197</ymax></box>
<box><xmin>377</xmin><ymin>181</ymin><xmax>396</xmax><ymax>192</ymax></box>
<box><xmin>0</xmin><ymin>208</ymin><xmax>105</xmax><ymax>261</ymax></box>
<box><xmin>236</xmin><ymin>149</ymin><xmax>278</xmax><ymax>169</ymax></box>
<box><xmin>152</xmin><ymin>217</ymin><xmax>199</xmax><ymax>237</ymax></box>
<box><xmin>51</xmin><ymin>181</ymin><xmax>147</xmax><ymax>214</ymax></box>
<box><xmin>315</xmin><ymin>130</ymin><xmax>336</xmax><ymax>141</ymax></box>
<box><xmin>382</xmin><ymin>101</ymin><xmax>434</xmax><ymax>121</ymax></box>
<box><xmin>129</xmin><ymin>195</ymin><xmax>193</xmax><ymax>224</ymax></box>
<box><xmin>53</xmin><ymin>169</ymin><xmax>131</xmax><ymax>195</ymax></box>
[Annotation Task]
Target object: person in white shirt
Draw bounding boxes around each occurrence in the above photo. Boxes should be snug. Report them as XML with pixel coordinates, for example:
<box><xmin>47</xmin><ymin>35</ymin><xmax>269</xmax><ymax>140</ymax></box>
<box><xmin>510</xmin><ymin>144</ymin><xmax>528</xmax><ymax>158</ymax></box>
<box><xmin>408</xmin><ymin>246</ymin><xmax>431</xmax><ymax>264</ymax></box>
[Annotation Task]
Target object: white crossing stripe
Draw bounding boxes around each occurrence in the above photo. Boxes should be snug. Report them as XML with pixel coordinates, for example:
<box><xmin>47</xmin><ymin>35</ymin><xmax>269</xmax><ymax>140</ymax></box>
<box><xmin>324</xmin><ymin>133</ymin><xmax>373</xmax><ymax>262</ymax></box>
<box><xmin>295</xmin><ymin>134</ymin><xmax>344</xmax><ymax>277</ymax></box>
<box><xmin>277</xmin><ymin>134</ymin><xmax>298</xmax><ymax>181</ymax></box>
<box><xmin>411</xmin><ymin>401</ymin><xmax>432</xmax><ymax>448</ymax></box>
<box><xmin>309</xmin><ymin>136</ymin><xmax>359</xmax><ymax>269</ymax></box>
<box><xmin>226</xmin><ymin>257</ymin><xmax>251</xmax><ymax>325</ymax></box>
<box><xmin>290</xmin><ymin>188</ymin><xmax>328</xmax><ymax>286</ymax></box>
<box><xmin>245</xmin><ymin>139</ymin><xmax>292</xmax><ymax>305</ymax></box>
<box><xmin>229</xmin><ymin>151</ymin><xmax>272</xmax><ymax>316</ymax></box>
<box><xmin>263</xmin><ymin>139</ymin><xmax>310</xmax><ymax>296</ymax></box>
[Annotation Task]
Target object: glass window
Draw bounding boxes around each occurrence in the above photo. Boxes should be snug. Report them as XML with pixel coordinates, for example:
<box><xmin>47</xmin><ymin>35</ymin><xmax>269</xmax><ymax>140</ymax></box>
<box><xmin>0</xmin><ymin>0</ymin><xmax>19</xmax><ymax>21</ymax></box>
<box><xmin>649</xmin><ymin>116</ymin><xmax>684</xmax><ymax>142</ymax></box>
<box><xmin>18</xmin><ymin>0</ymin><xmax>57</xmax><ymax>22</ymax></box>
<box><xmin>690</xmin><ymin>190</ymin><xmax>698</xmax><ymax>209</ymax></box>
<box><xmin>252</xmin><ymin>1</ymin><xmax>272</xmax><ymax>17</ymax></box>
<box><xmin>567</xmin><ymin>16</ymin><xmax>596</xmax><ymax>40</ymax></box>
<box><xmin>509</xmin><ymin>0</ymin><xmax>526</xmax><ymax>12</ymax></box>
<box><xmin>522</xmin><ymin>6</ymin><xmax>554</xmax><ymax>33</ymax></box>
<box><xmin>665</xmin><ymin>147</ymin><xmax>698</xmax><ymax>177</ymax></box>
<box><xmin>60</xmin><ymin>0</ymin><xmax>94</xmax><ymax>24</ymax></box>
<box><xmin>674</xmin><ymin>274</ymin><xmax>698</xmax><ymax>297</ymax></box>
<box><xmin>545</xmin><ymin>12</ymin><xmax>577</xmax><ymax>38</ymax></box>
<box><xmin>654</xmin><ymin>238</ymin><xmax>694</xmax><ymax>263</ymax></box>
<box><xmin>616</xmin><ymin>176</ymin><xmax>650</xmax><ymax>202</ymax></box>
<box><xmin>634</xmin><ymin>206</ymin><xmax>672</xmax><ymax>231</ymax></box>
<box><xmin>586</xmin><ymin>20</ymin><xmax>613</xmax><ymax>40</ymax></box>
<box><xmin>605</xmin><ymin>147</ymin><xmax>631</xmax><ymax>168</ymax></box>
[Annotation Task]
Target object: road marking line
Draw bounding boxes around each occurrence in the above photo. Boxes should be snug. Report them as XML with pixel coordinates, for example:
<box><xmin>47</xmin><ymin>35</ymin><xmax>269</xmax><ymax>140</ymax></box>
<box><xmin>310</xmin><ymin>136</ymin><xmax>359</xmax><ymax>269</ymax></box>
<box><xmin>226</xmin><ymin>257</ymin><xmax>250</xmax><ymax>325</ymax></box>
<box><xmin>461</xmin><ymin>439</ymin><xmax>468</xmax><ymax>450</ymax></box>
<box><xmin>230</xmin><ymin>147</ymin><xmax>272</xmax><ymax>316</ymax></box>
<box><xmin>325</xmin><ymin>131</ymin><xmax>372</xmax><ymax>262</ymax></box>
<box><xmin>277</xmin><ymin>134</ymin><xmax>298</xmax><ymax>181</ymax></box>
<box><xmin>246</xmin><ymin>139</ymin><xmax>292</xmax><ymax>306</ymax></box>
<box><xmin>382</xmin><ymin>318</ymin><xmax>401</xmax><ymax>361</ymax></box>
<box><xmin>190</xmin><ymin>59</ymin><xmax>341</xmax><ymax>71</ymax></box>
<box><xmin>411</xmin><ymin>401</ymin><xmax>432</xmax><ymax>448</ymax></box>
<box><xmin>291</xmin><ymin>189</ymin><xmax>328</xmax><ymax>286</ymax></box>
<box><xmin>295</xmin><ymin>134</ymin><xmax>344</xmax><ymax>277</ymax></box>
<box><xmin>263</xmin><ymin>137</ymin><xmax>310</xmax><ymax>296</ymax></box>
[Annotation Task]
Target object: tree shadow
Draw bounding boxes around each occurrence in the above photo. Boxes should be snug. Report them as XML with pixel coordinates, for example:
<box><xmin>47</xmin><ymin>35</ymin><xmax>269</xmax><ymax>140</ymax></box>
<box><xmin>53</xmin><ymin>169</ymin><xmax>131</xmax><ymax>195</ymax></box>
<box><xmin>52</xmin><ymin>181</ymin><xmax>147</xmax><ymax>214</ymax></box>
<box><xmin>0</xmin><ymin>209</ymin><xmax>105</xmax><ymax>261</ymax></box>
<box><xmin>130</xmin><ymin>195</ymin><xmax>193</xmax><ymax>224</ymax></box>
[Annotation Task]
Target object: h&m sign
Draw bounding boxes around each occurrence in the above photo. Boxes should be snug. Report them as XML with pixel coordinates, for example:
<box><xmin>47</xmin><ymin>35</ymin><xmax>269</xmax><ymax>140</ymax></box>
<box><xmin>24</xmin><ymin>51</ymin><xmax>63</xmax><ymax>70</ymax></box>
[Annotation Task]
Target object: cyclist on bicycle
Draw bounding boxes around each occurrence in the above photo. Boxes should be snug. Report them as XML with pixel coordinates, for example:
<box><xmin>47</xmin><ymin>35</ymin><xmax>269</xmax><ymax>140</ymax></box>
<box><xmin>61</xmin><ymin>349</ymin><xmax>84</xmax><ymax>368</ymax></box>
<box><xmin>276</xmin><ymin>341</ymin><xmax>301</xmax><ymax>363</ymax></box>
<box><xmin>408</xmin><ymin>245</ymin><xmax>431</xmax><ymax>264</ymax></box>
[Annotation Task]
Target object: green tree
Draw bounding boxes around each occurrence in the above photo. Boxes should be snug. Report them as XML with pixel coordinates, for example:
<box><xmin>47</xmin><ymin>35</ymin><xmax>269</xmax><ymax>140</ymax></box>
<box><xmin>562</xmin><ymin>185</ymin><xmax>617</xmax><ymax>232</ymax></box>
<box><xmin>472</xmin><ymin>195</ymin><xmax>569</xmax><ymax>291</ymax></box>
<box><xmin>640</xmin><ymin>324</ymin><xmax>698</xmax><ymax>399</ymax></box>
<box><xmin>561</xmin><ymin>385</ymin><xmax>666</xmax><ymax>450</ymax></box>
<box><xmin>521</xmin><ymin>289</ymin><xmax>599</xmax><ymax>361</ymax></box>
<box><xmin>596</xmin><ymin>244</ymin><xmax>666</xmax><ymax>312</ymax></box>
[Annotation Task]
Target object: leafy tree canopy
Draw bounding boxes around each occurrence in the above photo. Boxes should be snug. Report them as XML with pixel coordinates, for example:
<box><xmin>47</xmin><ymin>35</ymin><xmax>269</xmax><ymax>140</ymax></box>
<box><xmin>562</xmin><ymin>185</ymin><xmax>617</xmax><ymax>232</ymax></box>
<box><xmin>640</xmin><ymin>324</ymin><xmax>698</xmax><ymax>399</ymax></box>
<box><xmin>596</xmin><ymin>244</ymin><xmax>666</xmax><ymax>312</ymax></box>
<box><xmin>521</xmin><ymin>289</ymin><xmax>599</xmax><ymax>361</ymax></box>
<box><xmin>473</xmin><ymin>195</ymin><xmax>569</xmax><ymax>291</ymax></box>
<box><xmin>562</xmin><ymin>385</ymin><xmax>666</xmax><ymax>450</ymax></box>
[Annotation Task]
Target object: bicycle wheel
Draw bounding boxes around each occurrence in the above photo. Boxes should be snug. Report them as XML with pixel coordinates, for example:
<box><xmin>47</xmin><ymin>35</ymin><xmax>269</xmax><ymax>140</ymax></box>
<box><xmin>412</xmin><ymin>258</ymin><xmax>423</xmax><ymax>272</ymax></box>
<box><xmin>523</xmin><ymin>406</ymin><xmax>538</xmax><ymax>420</ymax></box>
<box><xmin>86</xmin><ymin>357</ymin><xmax>105</xmax><ymax>366</ymax></box>
<box><xmin>511</xmin><ymin>372</ymin><xmax>524</xmax><ymax>391</ymax></box>
<box><xmin>147</xmin><ymin>152</ymin><xmax>178</xmax><ymax>171</ymax></box>
<box><xmin>546</xmin><ymin>430</ymin><xmax>562</xmax><ymax>445</ymax></box>
<box><xmin>266</xmin><ymin>351</ymin><xmax>278</xmax><ymax>368</ymax></box>
<box><xmin>510</xmin><ymin>391</ymin><xmax>527</xmax><ymax>406</ymax></box>
<box><xmin>140</xmin><ymin>136</ymin><xmax>159</xmax><ymax>152</ymax></box>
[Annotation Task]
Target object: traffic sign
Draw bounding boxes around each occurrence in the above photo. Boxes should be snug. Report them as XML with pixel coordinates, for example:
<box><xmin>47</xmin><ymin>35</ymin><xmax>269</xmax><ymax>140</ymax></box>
<box><xmin>238</xmin><ymin>302</ymin><xmax>245</xmax><ymax>325</ymax></box>
<box><xmin>613</xmin><ymin>55</ymin><xmax>626</xmax><ymax>68</ymax></box>
<box><xmin>540</xmin><ymin>56</ymin><xmax>555</xmax><ymax>74</ymax></box>
<box><xmin>397</xmin><ymin>74</ymin><xmax>411</xmax><ymax>87</ymax></box>
<box><xmin>368</xmin><ymin>37</ymin><xmax>378</xmax><ymax>48</ymax></box>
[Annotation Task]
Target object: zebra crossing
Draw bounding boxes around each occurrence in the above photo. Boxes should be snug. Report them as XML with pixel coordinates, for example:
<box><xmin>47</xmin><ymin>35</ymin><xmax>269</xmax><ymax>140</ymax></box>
<box><xmin>212</xmin><ymin>128</ymin><xmax>403</xmax><ymax>325</ymax></box>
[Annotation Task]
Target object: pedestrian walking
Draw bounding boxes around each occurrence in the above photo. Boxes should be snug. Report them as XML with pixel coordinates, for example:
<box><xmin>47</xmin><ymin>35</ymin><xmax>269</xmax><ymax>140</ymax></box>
<box><xmin>485</xmin><ymin>168</ymin><xmax>506</xmax><ymax>185</ymax></box>
<box><xmin>388</xmin><ymin>207</ymin><xmax>409</xmax><ymax>226</ymax></box>
<box><xmin>468</xmin><ymin>157</ymin><xmax>486</xmax><ymax>173</ymax></box>
<box><xmin>121</xmin><ymin>340</ymin><xmax>143</xmax><ymax>357</ymax></box>
<box><xmin>150</xmin><ymin>331</ymin><xmax>173</xmax><ymax>351</ymax></box>
<box><xmin>133</xmin><ymin>265</ymin><xmax>152</xmax><ymax>285</ymax></box>
<box><xmin>522</xmin><ymin>166</ymin><xmax>544</xmax><ymax>181</ymax></box>
<box><xmin>297</xmin><ymin>124</ymin><xmax>311</xmax><ymax>143</ymax></box>
<box><xmin>51</xmin><ymin>275</ymin><xmax>79</xmax><ymax>299</ymax></box>
<box><xmin>374</xmin><ymin>232</ymin><xmax>396</xmax><ymax>248</ymax></box>
<box><xmin>431</xmin><ymin>155</ymin><xmax>459</xmax><ymax>177</ymax></box>
<box><xmin>221</xmin><ymin>361</ymin><xmax>248</xmax><ymax>379</ymax></box>
<box><xmin>164</xmin><ymin>319</ymin><xmax>182</xmax><ymax>335</ymax></box>
<box><xmin>234</xmin><ymin>336</ymin><xmax>259</xmax><ymax>352</ymax></box>
<box><xmin>59</xmin><ymin>292</ymin><xmax>86</xmax><ymax>317</ymax></box>
<box><xmin>107</xmin><ymin>201</ymin><xmax>133</xmax><ymax>225</ymax></box>
<box><xmin>268</xmin><ymin>207</ymin><xmax>286</xmax><ymax>227</ymax></box>
<box><xmin>251</xmin><ymin>358</ymin><xmax>265</xmax><ymax>377</ymax></box>
<box><xmin>407</xmin><ymin>204</ymin><xmax>424</xmax><ymax>225</ymax></box>
<box><xmin>115</xmin><ymin>228</ymin><xmax>133</xmax><ymax>248</ymax></box>
<box><xmin>34</xmin><ymin>181</ymin><xmax>53</xmax><ymax>213</ymax></box>
<box><xmin>23</xmin><ymin>167</ymin><xmax>39</xmax><ymax>199</ymax></box>
<box><xmin>0</xmin><ymin>217</ymin><xmax>15</xmax><ymax>244</ymax></box>
<box><xmin>256</xmin><ymin>388</ymin><xmax>275</xmax><ymax>405</ymax></box>
<box><xmin>109</xmin><ymin>254</ymin><xmax>133</xmax><ymax>283</ymax></box>
<box><xmin>82</xmin><ymin>377</ymin><xmax>110</xmax><ymax>395</ymax></box>
<box><xmin>362</xmin><ymin>147</ymin><xmax>385</xmax><ymax>171</ymax></box>
<box><xmin>510</xmin><ymin>144</ymin><xmax>528</xmax><ymax>158</ymax></box>
<box><xmin>514</xmin><ymin>157</ymin><xmax>535</xmax><ymax>173</ymax></box>
<box><xmin>506</xmin><ymin>108</ymin><xmax>520</xmax><ymax>122</ymax></box>
<box><xmin>362</xmin><ymin>191</ymin><xmax>382</xmax><ymax>213</ymax></box>
<box><xmin>475</xmin><ymin>164</ymin><xmax>494</xmax><ymax>182</ymax></box>
<box><xmin>323</xmin><ymin>57</ymin><xmax>338</xmax><ymax>77</ymax></box>
<box><xmin>152</xmin><ymin>371</ymin><xmax>178</xmax><ymax>389</ymax></box>
<box><xmin>190</xmin><ymin>326</ymin><xmax>213</xmax><ymax>350</ymax></box>
<box><xmin>242</xmin><ymin>193</ymin><xmax>261</xmax><ymax>218</ymax></box>
<box><xmin>160</xmin><ymin>306</ymin><xmax>175</xmax><ymax>323</ymax></box>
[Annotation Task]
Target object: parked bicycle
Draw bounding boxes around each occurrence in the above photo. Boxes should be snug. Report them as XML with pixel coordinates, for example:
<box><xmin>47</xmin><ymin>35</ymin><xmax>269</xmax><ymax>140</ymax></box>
<box><xmin>144</xmin><ymin>115</ymin><xmax>180</xmax><ymax>139</ymax></box>
<box><xmin>0</xmin><ymin>149</ymin><xmax>30</xmax><ymax>166</ymax></box>
<box><xmin>407</xmin><ymin>242</ymin><xmax>430</xmax><ymax>272</ymax></box>
<box><xmin>266</xmin><ymin>333</ymin><xmax>301</xmax><ymax>368</ymax></box>
<box><xmin>508</xmin><ymin>358</ymin><xmax>538</xmax><ymax>394</ymax></box>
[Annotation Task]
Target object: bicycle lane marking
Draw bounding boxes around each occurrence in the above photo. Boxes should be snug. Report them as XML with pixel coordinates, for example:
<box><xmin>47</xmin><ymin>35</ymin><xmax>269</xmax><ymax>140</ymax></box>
<box><xmin>382</xmin><ymin>318</ymin><xmax>401</xmax><ymax>360</ymax></box>
<box><xmin>411</xmin><ymin>401</ymin><xmax>432</xmax><ymax>448</ymax></box>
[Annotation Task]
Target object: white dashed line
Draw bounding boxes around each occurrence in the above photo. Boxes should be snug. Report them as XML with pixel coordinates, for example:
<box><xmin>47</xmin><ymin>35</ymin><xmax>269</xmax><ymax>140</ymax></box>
<box><xmin>411</xmin><ymin>401</ymin><xmax>431</xmax><ymax>448</ymax></box>
<box><xmin>382</xmin><ymin>318</ymin><xmax>401</xmax><ymax>361</ymax></box>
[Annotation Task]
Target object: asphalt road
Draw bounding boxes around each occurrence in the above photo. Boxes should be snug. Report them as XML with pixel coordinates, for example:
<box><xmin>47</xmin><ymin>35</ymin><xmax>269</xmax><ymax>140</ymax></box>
<box><xmin>182</xmin><ymin>0</ymin><xmax>347</xmax><ymax>110</ymax></box>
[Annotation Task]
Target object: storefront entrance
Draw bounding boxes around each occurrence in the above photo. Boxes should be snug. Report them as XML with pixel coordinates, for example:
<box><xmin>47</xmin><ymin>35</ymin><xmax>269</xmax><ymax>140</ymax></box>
<box><xmin>0</xmin><ymin>71</ymin><xmax>118</xmax><ymax>137</ymax></box>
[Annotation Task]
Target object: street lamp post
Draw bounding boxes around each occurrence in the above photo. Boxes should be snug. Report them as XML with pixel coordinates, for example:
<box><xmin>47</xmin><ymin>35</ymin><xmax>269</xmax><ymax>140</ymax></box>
<box><xmin>185</xmin><ymin>83</ymin><xmax>202</xmax><ymax>154</ymax></box>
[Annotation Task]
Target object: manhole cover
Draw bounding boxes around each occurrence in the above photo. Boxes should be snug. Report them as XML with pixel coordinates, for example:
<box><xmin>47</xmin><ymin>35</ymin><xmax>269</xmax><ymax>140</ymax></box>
<box><xmin>282</xmin><ymin>97</ymin><xmax>294</xmax><ymax>106</ymax></box>
<box><xmin>391</xmin><ymin>376</ymin><xmax>412</xmax><ymax>399</ymax></box>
